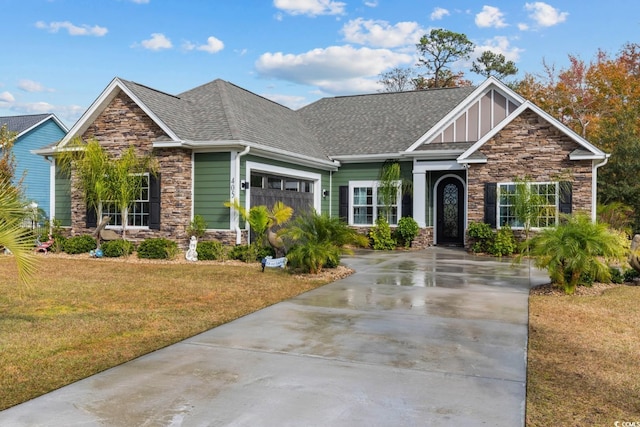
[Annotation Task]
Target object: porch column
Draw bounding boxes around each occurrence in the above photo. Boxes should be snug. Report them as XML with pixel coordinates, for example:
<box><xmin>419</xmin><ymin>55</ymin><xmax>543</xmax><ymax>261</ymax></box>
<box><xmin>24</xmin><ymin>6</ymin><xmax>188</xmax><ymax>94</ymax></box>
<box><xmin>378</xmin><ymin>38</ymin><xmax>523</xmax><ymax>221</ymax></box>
<box><xmin>412</xmin><ymin>170</ymin><xmax>426</xmax><ymax>227</ymax></box>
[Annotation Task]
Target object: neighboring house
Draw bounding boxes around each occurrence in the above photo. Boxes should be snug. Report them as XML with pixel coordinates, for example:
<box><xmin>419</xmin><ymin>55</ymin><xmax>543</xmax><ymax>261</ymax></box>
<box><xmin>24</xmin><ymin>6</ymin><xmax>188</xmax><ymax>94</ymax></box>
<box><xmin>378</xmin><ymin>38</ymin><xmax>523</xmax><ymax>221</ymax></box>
<box><xmin>38</xmin><ymin>76</ymin><xmax>608</xmax><ymax>248</ymax></box>
<box><xmin>1</xmin><ymin>114</ymin><xmax>68</xmax><ymax>219</ymax></box>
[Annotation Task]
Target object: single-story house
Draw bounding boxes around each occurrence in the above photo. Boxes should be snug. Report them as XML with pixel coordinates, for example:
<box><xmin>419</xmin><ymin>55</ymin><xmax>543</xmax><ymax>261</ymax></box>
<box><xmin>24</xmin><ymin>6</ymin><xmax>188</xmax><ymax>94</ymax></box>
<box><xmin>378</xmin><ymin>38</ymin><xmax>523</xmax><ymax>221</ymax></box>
<box><xmin>1</xmin><ymin>113</ymin><xmax>68</xmax><ymax>219</ymax></box>
<box><xmin>37</xmin><ymin>76</ymin><xmax>608</xmax><ymax>248</ymax></box>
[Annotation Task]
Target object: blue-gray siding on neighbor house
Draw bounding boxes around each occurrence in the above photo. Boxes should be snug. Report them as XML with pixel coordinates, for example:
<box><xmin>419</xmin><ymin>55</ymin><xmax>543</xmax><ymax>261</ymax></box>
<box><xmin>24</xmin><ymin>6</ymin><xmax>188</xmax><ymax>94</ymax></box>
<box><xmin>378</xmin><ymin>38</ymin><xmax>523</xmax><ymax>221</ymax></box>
<box><xmin>11</xmin><ymin>120</ymin><xmax>66</xmax><ymax>219</ymax></box>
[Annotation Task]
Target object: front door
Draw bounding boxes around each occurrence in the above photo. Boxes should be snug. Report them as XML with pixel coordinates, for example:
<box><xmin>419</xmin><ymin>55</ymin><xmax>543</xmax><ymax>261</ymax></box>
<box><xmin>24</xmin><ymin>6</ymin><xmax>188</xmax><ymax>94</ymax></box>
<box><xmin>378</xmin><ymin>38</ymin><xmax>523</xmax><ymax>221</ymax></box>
<box><xmin>436</xmin><ymin>177</ymin><xmax>464</xmax><ymax>246</ymax></box>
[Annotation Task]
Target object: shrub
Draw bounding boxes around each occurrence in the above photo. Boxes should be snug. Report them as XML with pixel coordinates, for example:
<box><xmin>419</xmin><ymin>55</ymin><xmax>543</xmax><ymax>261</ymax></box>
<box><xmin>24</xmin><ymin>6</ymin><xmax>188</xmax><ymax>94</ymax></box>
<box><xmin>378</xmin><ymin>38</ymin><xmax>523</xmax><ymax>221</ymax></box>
<box><xmin>396</xmin><ymin>216</ymin><xmax>420</xmax><ymax>248</ymax></box>
<box><xmin>63</xmin><ymin>235</ymin><xmax>97</xmax><ymax>254</ymax></box>
<box><xmin>609</xmin><ymin>267</ymin><xmax>625</xmax><ymax>284</ymax></box>
<box><xmin>196</xmin><ymin>240</ymin><xmax>225</xmax><ymax>261</ymax></box>
<box><xmin>281</xmin><ymin>210</ymin><xmax>368</xmax><ymax>273</ymax></box>
<box><xmin>467</xmin><ymin>222</ymin><xmax>494</xmax><ymax>253</ymax></box>
<box><xmin>525</xmin><ymin>214</ymin><xmax>629</xmax><ymax>294</ymax></box>
<box><xmin>228</xmin><ymin>243</ymin><xmax>273</xmax><ymax>263</ymax></box>
<box><xmin>101</xmin><ymin>240</ymin><xmax>135</xmax><ymax>258</ymax></box>
<box><xmin>623</xmin><ymin>268</ymin><xmax>640</xmax><ymax>282</ymax></box>
<box><xmin>137</xmin><ymin>238</ymin><xmax>179</xmax><ymax>260</ymax></box>
<box><xmin>186</xmin><ymin>215</ymin><xmax>207</xmax><ymax>239</ymax></box>
<box><xmin>370</xmin><ymin>216</ymin><xmax>396</xmax><ymax>250</ymax></box>
<box><xmin>489</xmin><ymin>225</ymin><xmax>517</xmax><ymax>256</ymax></box>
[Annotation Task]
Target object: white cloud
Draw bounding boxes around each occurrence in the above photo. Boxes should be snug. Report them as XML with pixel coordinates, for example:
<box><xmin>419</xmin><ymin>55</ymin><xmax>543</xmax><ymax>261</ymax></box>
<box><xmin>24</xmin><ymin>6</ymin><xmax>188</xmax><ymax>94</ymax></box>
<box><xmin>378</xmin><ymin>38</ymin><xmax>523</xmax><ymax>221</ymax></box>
<box><xmin>130</xmin><ymin>0</ymin><xmax>149</xmax><ymax>3</ymax></box>
<box><xmin>197</xmin><ymin>36</ymin><xmax>224</xmax><ymax>53</ymax></box>
<box><xmin>430</xmin><ymin>7</ymin><xmax>450</xmax><ymax>21</ymax></box>
<box><xmin>524</xmin><ymin>2</ymin><xmax>568</xmax><ymax>27</ymax></box>
<box><xmin>475</xmin><ymin>5</ymin><xmax>507</xmax><ymax>28</ymax></box>
<box><xmin>273</xmin><ymin>0</ymin><xmax>346</xmax><ymax>16</ymax></box>
<box><xmin>517</xmin><ymin>22</ymin><xmax>529</xmax><ymax>31</ymax></box>
<box><xmin>35</xmin><ymin>21</ymin><xmax>108</xmax><ymax>36</ymax></box>
<box><xmin>364</xmin><ymin>0</ymin><xmax>378</xmax><ymax>7</ymax></box>
<box><xmin>18</xmin><ymin>79</ymin><xmax>54</xmax><ymax>93</ymax></box>
<box><xmin>473</xmin><ymin>36</ymin><xmax>523</xmax><ymax>63</ymax></box>
<box><xmin>0</xmin><ymin>91</ymin><xmax>15</xmax><ymax>103</ymax></box>
<box><xmin>140</xmin><ymin>33</ymin><xmax>173</xmax><ymax>50</ymax></box>
<box><xmin>255</xmin><ymin>45</ymin><xmax>412</xmax><ymax>94</ymax></box>
<box><xmin>341</xmin><ymin>18</ymin><xmax>424</xmax><ymax>48</ymax></box>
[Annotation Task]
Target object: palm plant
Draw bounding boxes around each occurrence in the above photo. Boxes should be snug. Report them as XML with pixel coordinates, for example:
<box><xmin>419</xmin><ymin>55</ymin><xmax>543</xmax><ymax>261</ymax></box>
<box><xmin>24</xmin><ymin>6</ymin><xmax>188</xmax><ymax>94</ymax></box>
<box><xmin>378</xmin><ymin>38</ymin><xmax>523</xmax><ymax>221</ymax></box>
<box><xmin>224</xmin><ymin>200</ymin><xmax>293</xmax><ymax>250</ymax></box>
<box><xmin>0</xmin><ymin>180</ymin><xmax>37</xmax><ymax>284</ymax></box>
<box><xmin>282</xmin><ymin>210</ymin><xmax>368</xmax><ymax>273</ymax></box>
<box><xmin>524</xmin><ymin>213</ymin><xmax>628</xmax><ymax>294</ymax></box>
<box><xmin>107</xmin><ymin>146</ymin><xmax>157</xmax><ymax>240</ymax></box>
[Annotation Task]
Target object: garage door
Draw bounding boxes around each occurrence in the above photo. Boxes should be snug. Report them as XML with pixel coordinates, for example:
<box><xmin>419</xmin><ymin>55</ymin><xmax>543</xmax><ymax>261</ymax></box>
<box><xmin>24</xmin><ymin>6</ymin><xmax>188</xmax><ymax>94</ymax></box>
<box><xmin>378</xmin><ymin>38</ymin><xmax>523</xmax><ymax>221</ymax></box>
<box><xmin>250</xmin><ymin>173</ymin><xmax>315</xmax><ymax>215</ymax></box>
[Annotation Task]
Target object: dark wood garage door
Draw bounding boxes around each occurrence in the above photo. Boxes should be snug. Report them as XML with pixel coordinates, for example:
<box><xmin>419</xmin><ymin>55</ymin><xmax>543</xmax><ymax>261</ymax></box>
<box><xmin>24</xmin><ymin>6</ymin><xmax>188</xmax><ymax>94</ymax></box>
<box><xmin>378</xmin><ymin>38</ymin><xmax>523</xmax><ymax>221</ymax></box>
<box><xmin>250</xmin><ymin>174</ymin><xmax>314</xmax><ymax>215</ymax></box>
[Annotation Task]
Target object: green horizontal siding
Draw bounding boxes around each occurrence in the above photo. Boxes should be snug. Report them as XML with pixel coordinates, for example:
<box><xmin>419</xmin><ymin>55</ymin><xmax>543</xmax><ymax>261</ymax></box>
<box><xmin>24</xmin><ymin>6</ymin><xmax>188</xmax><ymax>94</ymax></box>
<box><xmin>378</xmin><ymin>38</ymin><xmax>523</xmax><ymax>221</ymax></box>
<box><xmin>54</xmin><ymin>167</ymin><xmax>71</xmax><ymax>226</ymax></box>
<box><xmin>194</xmin><ymin>152</ymin><xmax>231</xmax><ymax>229</ymax></box>
<box><xmin>330</xmin><ymin>161</ymin><xmax>412</xmax><ymax>218</ymax></box>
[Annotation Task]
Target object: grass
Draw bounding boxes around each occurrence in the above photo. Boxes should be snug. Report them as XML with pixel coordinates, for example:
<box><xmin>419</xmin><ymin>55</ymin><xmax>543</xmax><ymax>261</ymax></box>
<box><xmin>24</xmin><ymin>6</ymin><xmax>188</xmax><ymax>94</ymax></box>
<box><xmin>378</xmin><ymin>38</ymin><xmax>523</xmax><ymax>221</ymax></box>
<box><xmin>526</xmin><ymin>285</ymin><xmax>640</xmax><ymax>426</ymax></box>
<box><xmin>0</xmin><ymin>255</ymin><xmax>339</xmax><ymax>410</ymax></box>
<box><xmin>3</xmin><ymin>255</ymin><xmax>639</xmax><ymax>422</ymax></box>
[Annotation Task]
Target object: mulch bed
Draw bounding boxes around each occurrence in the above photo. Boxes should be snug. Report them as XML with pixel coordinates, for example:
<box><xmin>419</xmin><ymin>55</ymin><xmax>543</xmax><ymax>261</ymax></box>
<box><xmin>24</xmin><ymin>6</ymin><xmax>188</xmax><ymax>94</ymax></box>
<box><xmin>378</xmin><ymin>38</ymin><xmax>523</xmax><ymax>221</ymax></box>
<box><xmin>530</xmin><ymin>281</ymin><xmax>638</xmax><ymax>296</ymax></box>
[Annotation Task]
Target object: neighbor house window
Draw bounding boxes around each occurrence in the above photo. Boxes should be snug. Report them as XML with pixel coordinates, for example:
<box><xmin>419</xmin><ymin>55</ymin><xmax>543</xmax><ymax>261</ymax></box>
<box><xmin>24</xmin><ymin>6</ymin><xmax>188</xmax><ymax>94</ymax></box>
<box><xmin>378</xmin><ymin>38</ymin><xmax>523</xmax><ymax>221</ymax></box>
<box><xmin>349</xmin><ymin>181</ymin><xmax>400</xmax><ymax>226</ymax></box>
<box><xmin>103</xmin><ymin>174</ymin><xmax>150</xmax><ymax>227</ymax></box>
<box><xmin>498</xmin><ymin>182</ymin><xmax>558</xmax><ymax>228</ymax></box>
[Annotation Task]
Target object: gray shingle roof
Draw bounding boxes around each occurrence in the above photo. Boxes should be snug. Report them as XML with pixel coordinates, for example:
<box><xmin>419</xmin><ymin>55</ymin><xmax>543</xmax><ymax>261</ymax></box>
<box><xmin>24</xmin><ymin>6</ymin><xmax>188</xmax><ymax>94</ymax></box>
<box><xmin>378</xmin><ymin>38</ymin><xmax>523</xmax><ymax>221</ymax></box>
<box><xmin>0</xmin><ymin>114</ymin><xmax>52</xmax><ymax>134</ymax></box>
<box><xmin>298</xmin><ymin>86</ymin><xmax>476</xmax><ymax>156</ymax></box>
<box><xmin>117</xmin><ymin>78</ymin><xmax>478</xmax><ymax>161</ymax></box>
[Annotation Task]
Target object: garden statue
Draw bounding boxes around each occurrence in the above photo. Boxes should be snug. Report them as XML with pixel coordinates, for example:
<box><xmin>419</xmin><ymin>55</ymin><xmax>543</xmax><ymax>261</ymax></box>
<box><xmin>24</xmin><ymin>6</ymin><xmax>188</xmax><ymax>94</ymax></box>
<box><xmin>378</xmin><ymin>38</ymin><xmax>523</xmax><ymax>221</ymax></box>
<box><xmin>185</xmin><ymin>235</ymin><xmax>198</xmax><ymax>262</ymax></box>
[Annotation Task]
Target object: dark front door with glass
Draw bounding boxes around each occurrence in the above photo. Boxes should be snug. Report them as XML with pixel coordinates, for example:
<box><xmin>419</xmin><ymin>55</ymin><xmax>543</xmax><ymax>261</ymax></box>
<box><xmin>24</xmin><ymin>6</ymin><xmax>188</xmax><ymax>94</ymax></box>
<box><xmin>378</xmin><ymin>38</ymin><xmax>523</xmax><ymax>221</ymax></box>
<box><xmin>436</xmin><ymin>177</ymin><xmax>464</xmax><ymax>246</ymax></box>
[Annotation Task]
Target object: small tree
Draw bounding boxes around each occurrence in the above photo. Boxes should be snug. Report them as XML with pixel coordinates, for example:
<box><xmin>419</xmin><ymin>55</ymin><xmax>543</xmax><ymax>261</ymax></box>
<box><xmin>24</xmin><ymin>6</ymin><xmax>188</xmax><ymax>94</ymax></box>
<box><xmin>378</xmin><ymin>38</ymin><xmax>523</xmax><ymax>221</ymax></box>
<box><xmin>0</xmin><ymin>125</ymin><xmax>22</xmax><ymax>196</ymax></box>
<box><xmin>525</xmin><ymin>214</ymin><xmax>628</xmax><ymax>294</ymax></box>
<box><xmin>471</xmin><ymin>51</ymin><xmax>518</xmax><ymax>80</ymax></box>
<box><xmin>416</xmin><ymin>29</ymin><xmax>474</xmax><ymax>89</ymax></box>
<box><xmin>377</xmin><ymin>67</ymin><xmax>418</xmax><ymax>92</ymax></box>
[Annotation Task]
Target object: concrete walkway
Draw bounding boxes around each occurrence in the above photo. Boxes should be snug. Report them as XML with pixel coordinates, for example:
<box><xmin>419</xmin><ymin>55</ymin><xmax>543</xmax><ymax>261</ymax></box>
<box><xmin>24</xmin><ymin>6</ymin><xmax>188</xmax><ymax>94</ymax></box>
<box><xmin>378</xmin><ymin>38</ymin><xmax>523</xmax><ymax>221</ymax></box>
<box><xmin>0</xmin><ymin>248</ymin><xmax>548</xmax><ymax>426</ymax></box>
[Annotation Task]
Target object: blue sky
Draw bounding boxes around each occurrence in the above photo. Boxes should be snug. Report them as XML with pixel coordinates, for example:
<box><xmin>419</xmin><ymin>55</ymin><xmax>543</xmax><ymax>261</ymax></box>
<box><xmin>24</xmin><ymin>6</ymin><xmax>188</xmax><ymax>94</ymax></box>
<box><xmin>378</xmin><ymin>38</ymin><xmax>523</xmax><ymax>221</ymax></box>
<box><xmin>1</xmin><ymin>0</ymin><xmax>638</xmax><ymax>128</ymax></box>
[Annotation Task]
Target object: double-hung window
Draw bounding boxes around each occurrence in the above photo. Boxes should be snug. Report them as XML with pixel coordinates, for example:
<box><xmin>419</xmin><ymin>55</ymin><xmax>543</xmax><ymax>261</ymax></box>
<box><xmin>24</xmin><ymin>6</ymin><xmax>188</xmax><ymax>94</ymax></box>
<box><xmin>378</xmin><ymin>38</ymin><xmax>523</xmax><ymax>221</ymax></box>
<box><xmin>102</xmin><ymin>173</ymin><xmax>150</xmax><ymax>228</ymax></box>
<box><xmin>497</xmin><ymin>182</ymin><xmax>558</xmax><ymax>228</ymax></box>
<box><xmin>349</xmin><ymin>180</ymin><xmax>400</xmax><ymax>226</ymax></box>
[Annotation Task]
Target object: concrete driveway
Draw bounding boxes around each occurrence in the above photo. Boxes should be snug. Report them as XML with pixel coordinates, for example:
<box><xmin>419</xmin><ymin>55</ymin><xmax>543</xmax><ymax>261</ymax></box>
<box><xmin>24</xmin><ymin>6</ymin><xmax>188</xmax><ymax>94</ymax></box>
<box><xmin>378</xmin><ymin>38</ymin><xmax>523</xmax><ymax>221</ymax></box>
<box><xmin>0</xmin><ymin>248</ymin><xmax>548</xmax><ymax>426</ymax></box>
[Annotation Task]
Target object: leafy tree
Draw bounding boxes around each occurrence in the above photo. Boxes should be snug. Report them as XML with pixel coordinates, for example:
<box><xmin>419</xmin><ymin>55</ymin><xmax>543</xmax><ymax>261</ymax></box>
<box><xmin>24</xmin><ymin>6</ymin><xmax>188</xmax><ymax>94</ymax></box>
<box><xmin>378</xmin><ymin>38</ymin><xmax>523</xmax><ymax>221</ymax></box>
<box><xmin>107</xmin><ymin>146</ymin><xmax>157</xmax><ymax>240</ymax></box>
<box><xmin>57</xmin><ymin>139</ymin><xmax>157</xmax><ymax>240</ymax></box>
<box><xmin>377</xmin><ymin>67</ymin><xmax>417</xmax><ymax>92</ymax></box>
<box><xmin>416</xmin><ymin>29</ymin><xmax>474</xmax><ymax>89</ymax></box>
<box><xmin>57</xmin><ymin>138</ymin><xmax>112</xmax><ymax>226</ymax></box>
<box><xmin>524</xmin><ymin>214</ymin><xmax>628</xmax><ymax>294</ymax></box>
<box><xmin>0</xmin><ymin>125</ymin><xmax>22</xmax><ymax>195</ymax></box>
<box><xmin>0</xmin><ymin>179</ymin><xmax>37</xmax><ymax>284</ymax></box>
<box><xmin>471</xmin><ymin>50</ymin><xmax>518</xmax><ymax>80</ymax></box>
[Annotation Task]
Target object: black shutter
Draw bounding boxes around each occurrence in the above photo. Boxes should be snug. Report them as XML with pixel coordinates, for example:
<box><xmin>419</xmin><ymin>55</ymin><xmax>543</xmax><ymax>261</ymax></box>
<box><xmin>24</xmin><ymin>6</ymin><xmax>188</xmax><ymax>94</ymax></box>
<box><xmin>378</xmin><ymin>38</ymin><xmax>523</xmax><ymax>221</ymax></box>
<box><xmin>338</xmin><ymin>185</ymin><xmax>349</xmax><ymax>222</ymax></box>
<box><xmin>86</xmin><ymin>205</ymin><xmax>97</xmax><ymax>228</ymax></box>
<box><xmin>559</xmin><ymin>181</ymin><xmax>572</xmax><ymax>214</ymax></box>
<box><xmin>484</xmin><ymin>183</ymin><xmax>497</xmax><ymax>228</ymax></box>
<box><xmin>401</xmin><ymin>193</ymin><xmax>413</xmax><ymax>218</ymax></box>
<box><xmin>149</xmin><ymin>173</ymin><xmax>161</xmax><ymax>230</ymax></box>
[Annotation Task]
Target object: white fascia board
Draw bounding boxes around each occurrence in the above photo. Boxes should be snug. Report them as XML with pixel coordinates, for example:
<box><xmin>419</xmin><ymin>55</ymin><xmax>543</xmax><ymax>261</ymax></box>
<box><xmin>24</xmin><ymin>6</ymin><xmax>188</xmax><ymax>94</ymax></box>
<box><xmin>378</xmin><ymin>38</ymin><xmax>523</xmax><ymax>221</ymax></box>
<box><xmin>16</xmin><ymin>114</ymin><xmax>69</xmax><ymax>139</ymax></box>
<box><xmin>406</xmin><ymin>76</ymin><xmax>526</xmax><ymax>153</ymax></box>
<box><xmin>329</xmin><ymin>152</ymin><xmax>403</xmax><ymax>163</ymax></box>
<box><xmin>156</xmin><ymin>139</ymin><xmax>340</xmax><ymax>171</ymax></box>
<box><xmin>56</xmin><ymin>77</ymin><xmax>180</xmax><ymax>149</ymax></box>
<box><xmin>570</xmin><ymin>152</ymin><xmax>609</xmax><ymax>161</ymax></box>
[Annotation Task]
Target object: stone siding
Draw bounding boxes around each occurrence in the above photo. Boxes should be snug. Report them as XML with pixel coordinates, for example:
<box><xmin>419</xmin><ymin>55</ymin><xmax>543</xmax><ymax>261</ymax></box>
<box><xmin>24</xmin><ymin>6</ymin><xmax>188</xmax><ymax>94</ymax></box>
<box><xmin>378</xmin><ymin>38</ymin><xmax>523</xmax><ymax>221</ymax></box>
<box><xmin>70</xmin><ymin>91</ymin><xmax>195</xmax><ymax>248</ymax></box>
<box><xmin>467</xmin><ymin>109</ymin><xmax>593</xmax><ymax>227</ymax></box>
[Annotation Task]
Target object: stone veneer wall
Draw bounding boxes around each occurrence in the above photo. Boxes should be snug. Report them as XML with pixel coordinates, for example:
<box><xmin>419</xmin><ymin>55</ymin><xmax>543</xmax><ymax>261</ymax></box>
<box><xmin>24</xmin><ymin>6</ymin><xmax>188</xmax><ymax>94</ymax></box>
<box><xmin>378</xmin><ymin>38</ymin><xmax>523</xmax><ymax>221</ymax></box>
<box><xmin>70</xmin><ymin>91</ymin><xmax>200</xmax><ymax>248</ymax></box>
<box><xmin>466</xmin><ymin>109</ymin><xmax>593</xmax><ymax>227</ymax></box>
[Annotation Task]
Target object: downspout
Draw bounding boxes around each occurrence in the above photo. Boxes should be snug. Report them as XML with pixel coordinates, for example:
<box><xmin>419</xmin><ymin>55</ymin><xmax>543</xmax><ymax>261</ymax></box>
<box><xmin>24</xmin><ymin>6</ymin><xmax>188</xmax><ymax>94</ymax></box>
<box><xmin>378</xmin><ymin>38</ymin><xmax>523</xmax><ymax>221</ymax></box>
<box><xmin>45</xmin><ymin>155</ymin><xmax>56</xmax><ymax>233</ymax></box>
<box><xmin>234</xmin><ymin>146</ymin><xmax>250</xmax><ymax>244</ymax></box>
<box><xmin>592</xmin><ymin>154</ymin><xmax>610</xmax><ymax>222</ymax></box>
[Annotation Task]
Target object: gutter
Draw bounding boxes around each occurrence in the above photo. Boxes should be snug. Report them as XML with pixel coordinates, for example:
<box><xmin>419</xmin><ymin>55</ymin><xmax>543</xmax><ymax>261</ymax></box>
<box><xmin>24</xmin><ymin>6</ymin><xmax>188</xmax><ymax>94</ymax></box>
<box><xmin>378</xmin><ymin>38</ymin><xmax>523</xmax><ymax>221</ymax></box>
<box><xmin>592</xmin><ymin>154</ymin><xmax>610</xmax><ymax>222</ymax></box>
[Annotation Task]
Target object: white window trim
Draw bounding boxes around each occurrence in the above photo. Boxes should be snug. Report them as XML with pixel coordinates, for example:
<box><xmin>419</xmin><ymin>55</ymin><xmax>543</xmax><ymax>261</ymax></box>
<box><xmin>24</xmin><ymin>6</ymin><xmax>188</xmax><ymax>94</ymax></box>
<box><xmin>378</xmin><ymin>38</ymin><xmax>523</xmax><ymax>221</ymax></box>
<box><xmin>496</xmin><ymin>181</ymin><xmax>559</xmax><ymax>230</ymax></box>
<box><xmin>104</xmin><ymin>172</ymin><xmax>151</xmax><ymax>230</ymax></box>
<box><xmin>348</xmin><ymin>180</ymin><xmax>402</xmax><ymax>226</ymax></box>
